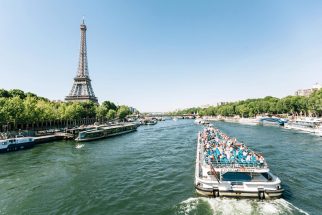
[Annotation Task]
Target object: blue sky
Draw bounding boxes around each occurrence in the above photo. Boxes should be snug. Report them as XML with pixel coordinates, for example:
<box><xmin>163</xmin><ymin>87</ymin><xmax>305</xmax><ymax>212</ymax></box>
<box><xmin>0</xmin><ymin>0</ymin><xmax>322</xmax><ymax>112</ymax></box>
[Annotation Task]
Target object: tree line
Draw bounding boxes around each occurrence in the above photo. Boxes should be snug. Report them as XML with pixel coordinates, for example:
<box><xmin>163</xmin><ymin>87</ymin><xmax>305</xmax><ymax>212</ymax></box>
<box><xmin>0</xmin><ymin>89</ymin><xmax>136</xmax><ymax>125</ymax></box>
<box><xmin>173</xmin><ymin>89</ymin><xmax>322</xmax><ymax>117</ymax></box>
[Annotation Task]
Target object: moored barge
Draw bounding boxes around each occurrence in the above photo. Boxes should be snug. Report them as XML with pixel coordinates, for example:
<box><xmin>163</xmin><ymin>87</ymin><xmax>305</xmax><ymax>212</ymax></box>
<box><xmin>195</xmin><ymin>126</ymin><xmax>283</xmax><ymax>199</ymax></box>
<box><xmin>0</xmin><ymin>136</ymin><xmax>35</xmax><ymax>153</ymax></box>
<box><xmin>75</xmin><ymin>123</ymin><xmax>138</xmax><ymax>142</ymax></box>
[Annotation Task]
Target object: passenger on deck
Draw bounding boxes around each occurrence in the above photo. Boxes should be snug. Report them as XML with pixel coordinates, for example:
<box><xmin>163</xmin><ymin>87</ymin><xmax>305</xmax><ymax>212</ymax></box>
<box><xmin>200</xmin><ymin>126</ymin><xmax>264</xmax><ymax>167</ymax></box>
<box><xmin>246</xmin><ymin>154</ymin><xmax>251</xmax><ymax>162</ymax></box>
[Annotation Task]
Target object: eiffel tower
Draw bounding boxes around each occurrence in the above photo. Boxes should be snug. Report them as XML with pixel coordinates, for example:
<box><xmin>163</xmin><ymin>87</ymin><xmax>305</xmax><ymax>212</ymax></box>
<box><xmin>65</xmin><ymin>19</ymin><xmax>98</xmax><ymax>103</ymax></box>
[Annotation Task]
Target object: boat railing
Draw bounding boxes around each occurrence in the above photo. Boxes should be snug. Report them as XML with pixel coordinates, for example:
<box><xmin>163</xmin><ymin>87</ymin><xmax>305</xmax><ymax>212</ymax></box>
<box><xmin>211</xmin><ymin>160</ymin><xmax>268</xmax><ymax>170</ymax></box>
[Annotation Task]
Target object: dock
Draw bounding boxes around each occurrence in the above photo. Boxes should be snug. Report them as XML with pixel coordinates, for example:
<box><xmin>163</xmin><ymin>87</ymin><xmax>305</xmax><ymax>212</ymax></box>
<box><xmin>34</xmin><ymin>133</ymin><xmax>74</xmax><ymax>144</ymax></box>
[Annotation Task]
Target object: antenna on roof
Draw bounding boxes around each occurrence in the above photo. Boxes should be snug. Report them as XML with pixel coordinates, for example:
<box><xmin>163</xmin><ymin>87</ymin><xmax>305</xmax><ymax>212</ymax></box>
<box><xmin>82</xmin><ymin>16</ymin><xmax>85</xmax><ymax>24</ymax></box>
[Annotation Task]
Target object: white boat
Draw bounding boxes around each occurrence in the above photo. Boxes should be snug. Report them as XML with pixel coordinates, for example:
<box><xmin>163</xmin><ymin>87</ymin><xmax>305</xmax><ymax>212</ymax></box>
<box><xmin>0</xmin><ymin>136</ymin><xmax>35</xmax><ymax>153</ymax></box>
<box><xmin>141</xmin><ymin>118</ymin><xmax>157</xmax><ymax>125</ymax></box>
<box><xmin>284</xmin><ymin>118</ymin><xmax>322</xmax><ymax>135</ymax></box>
<box><xmin>194</xmin><ymin>127</ymin><xmax>283</xmax><ymax>199</ymax></box>
<box><xmin>195</xmin><ymin>119</ymin><xmax>210</xmax><ymax>125</ymax></box>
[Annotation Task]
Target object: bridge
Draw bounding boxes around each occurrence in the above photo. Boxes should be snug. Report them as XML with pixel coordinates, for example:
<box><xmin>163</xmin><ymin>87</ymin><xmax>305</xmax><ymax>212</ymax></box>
<box><xmin>143</xmin><ymin>113</ymin><xmax>196</xmax><ymax>118</ymax></box>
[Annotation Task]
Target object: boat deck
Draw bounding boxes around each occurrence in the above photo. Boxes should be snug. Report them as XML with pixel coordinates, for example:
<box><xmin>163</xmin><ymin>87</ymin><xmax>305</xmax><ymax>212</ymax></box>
<box><xmin>200</xmin><ymin>126</ymin><xmax>267</xmax><ymax>171</ymax></box>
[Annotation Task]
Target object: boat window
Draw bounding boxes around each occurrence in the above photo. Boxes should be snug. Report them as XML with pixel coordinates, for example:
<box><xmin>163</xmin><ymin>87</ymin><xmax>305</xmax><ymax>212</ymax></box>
<box><xmin>222</xmin><ymin>172</ymin><xmax>252</xmax><ymax>182</ymax></box>
<box><xmin>261</xmin><ymin>172</ymin><xmax>272</xmax><ymax>181</ymax></box>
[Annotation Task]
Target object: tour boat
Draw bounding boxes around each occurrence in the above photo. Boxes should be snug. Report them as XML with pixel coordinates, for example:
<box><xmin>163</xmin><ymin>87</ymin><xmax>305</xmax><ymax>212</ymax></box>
<box><xmin>140</xmin><ymin>118</ymin><xmax>158</xmax><ymax>125</ymax></box>
<box><xmin>258</xmin><ymin>117</ymin><xmax>286</xmax><ymax>126</ymax></box>
<box><xmin>0</xmin><ymin>136</ymin><xmax>35</xmax><ymax>153</ymax></box>
<box><xmin>75</xmin><ymin>123</ymin><xmax>138</xmax><ymax>142</ymax></box>
<box><xmin>195</xmin><ymin>119</ymin><xmax>210</xmax><ymax>125</ymax></box>
<box><xmin>194</xmin><ymin>127</ymin><xmax>283</xmax><ymax>199</ymax></box>
<box><xmin>146</xmin><ymin>120</ymin><xmax>157</xmax><ymax>125</ymax></box>
<box><xmin>284</xmin><ymin>118</ymin><xmax>322</xmax><ymax>135</ymax></box>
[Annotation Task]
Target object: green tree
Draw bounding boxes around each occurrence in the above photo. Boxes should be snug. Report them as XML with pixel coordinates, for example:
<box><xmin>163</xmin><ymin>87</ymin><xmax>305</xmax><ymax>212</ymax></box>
<box><xmin>102</xmin><ymin>101</ymin><xmax>117</xmax><ymax>111</ymax></box>
<box><xmin>8</xmin><ymin>89</ymin><xmax>26</xmax><ymax>99</ymax></box>
<box><xmin>2</xmin><ymin>97</ymin><xmax>25</xmax><ymax>123</ymax></box>
<box><xmin>0</xmin><ymin>89</ymin><xmax>10</xmax><ymax>98</ymax></box>
<box><xmin>117</xmin><ymin>106</ymin><xmax>131</xmax><ymax>119</ymax></box>
<box><xmin>107</xmin><ymin>109</ymin><xmax>116</xmax><ymax>120</ymax></box>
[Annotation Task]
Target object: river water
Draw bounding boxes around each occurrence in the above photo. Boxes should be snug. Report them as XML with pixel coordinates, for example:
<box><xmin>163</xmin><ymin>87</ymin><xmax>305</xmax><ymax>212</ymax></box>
<box><xmin>0</xmin><ymin>120</ymin><xmax>321</xmax><ymax>215</ymax></box>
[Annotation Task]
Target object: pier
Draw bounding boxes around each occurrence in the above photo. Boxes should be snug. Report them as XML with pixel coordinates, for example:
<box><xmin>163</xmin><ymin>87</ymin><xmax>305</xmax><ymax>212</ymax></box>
<box><xmin>33</xmin><ymin>133</ymin><xmax>74</xmax><ymax>144</ymax></box>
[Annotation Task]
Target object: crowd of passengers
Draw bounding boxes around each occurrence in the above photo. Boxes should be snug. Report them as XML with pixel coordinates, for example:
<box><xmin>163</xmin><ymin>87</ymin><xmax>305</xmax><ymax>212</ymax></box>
<box><xmin>200</xmin><ymin>126</ymin><xmax>265</xmax><ymax>166</ymax></box>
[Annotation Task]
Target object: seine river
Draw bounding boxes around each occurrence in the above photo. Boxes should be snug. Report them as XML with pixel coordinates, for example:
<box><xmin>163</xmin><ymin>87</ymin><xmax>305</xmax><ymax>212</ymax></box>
<box><xmin>0</xmin><ymin>120</ymin><xmax>321</xmax><ymax>215</ymax></box>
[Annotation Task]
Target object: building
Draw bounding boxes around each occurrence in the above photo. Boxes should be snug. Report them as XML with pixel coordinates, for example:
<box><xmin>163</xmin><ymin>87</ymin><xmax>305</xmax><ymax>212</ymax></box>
<box><xmin>128</xmin><ymin>107</ymin><xmax>138</xmax><ymax>113</ymax></box>
<box><xmin>65</xmin><ymin>19</ymin><xmax>98</xmax><ymax>103</ymax></box>
<box><xmin>217</xmin><ymin>102</ymin><xmax>229</xmax><ymax>106</ymax></box>
<box><xmin>295</xmin><ymin>83</ymin><xmax>321</xmax><ymax>97</ymax></box>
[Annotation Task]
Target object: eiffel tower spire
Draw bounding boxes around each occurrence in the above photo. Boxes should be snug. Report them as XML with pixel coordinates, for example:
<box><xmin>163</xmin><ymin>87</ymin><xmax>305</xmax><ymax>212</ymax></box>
<box><xmin>65</xmin><ymin>19</ymin><xmax>98</xmax><ymax>103</ymax></box>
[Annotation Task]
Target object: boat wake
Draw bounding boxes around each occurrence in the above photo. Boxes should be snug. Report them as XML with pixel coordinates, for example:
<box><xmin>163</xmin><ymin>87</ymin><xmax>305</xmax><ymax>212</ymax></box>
<box><xmin>175</xmin><ymin>197</ymin><xmax>308</xmax><ymax>215</ymax></box>
<box><xmin>75</xmin><ymin>144</ymin><xmax>84</xmax><ymax>149</ymax></box>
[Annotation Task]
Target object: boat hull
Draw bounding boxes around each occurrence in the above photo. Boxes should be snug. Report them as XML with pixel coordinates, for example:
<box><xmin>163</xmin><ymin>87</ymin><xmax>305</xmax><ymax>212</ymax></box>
<box><xmin>0</xmin><ymin>141</ymin><xmax>35</xmax><ymax>153</ymax></box>
<box><xmin>195</xmin><ymin>184</ymin><xmax>283</xmax><ymax>199</ymax></box>
<box><xmin>76</xmin><ymin>128</ymin><xmax>137</xmax><ymax>142</ymax></box>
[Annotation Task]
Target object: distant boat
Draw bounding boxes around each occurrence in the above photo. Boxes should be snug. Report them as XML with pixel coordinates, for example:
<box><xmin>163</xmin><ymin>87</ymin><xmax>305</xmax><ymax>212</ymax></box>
<box><xmin>284</xmin><ymin>118</ymin><xmax>322</xmax><ymax>135</ymax></box>
<box><xmin>195</xmin><ymin>119</ymin><xmax>209</xmax><ymax>125</ymax></box>
<box><xmin>140</xmin><ymin>118</ymin><xmax>158</xmax><ymax>125</ymax></box>
<box><xmin>146</xmin><ymin>120</ymin><xmax>157</xmax><ymax>125</ymax></box>
<box><xmin>75</xmin><ymin>123</ymin><xmax>138</xmax><ymax>142</ymax></box>
<box><xmin>0</xmin><ymin>136</ymin><xmax>35</xmax><ymax>153</ymax></box>
<box><xmin>258</xmin><ymin>117</ymin><xmax>286</xmax><ymax>126</ymax></box>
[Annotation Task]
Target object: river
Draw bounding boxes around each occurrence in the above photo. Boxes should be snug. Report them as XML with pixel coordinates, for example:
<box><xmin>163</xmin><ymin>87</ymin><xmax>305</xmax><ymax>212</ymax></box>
<box><xmin>0</xmin><ymin>120</ymin><xmax>321</xmax><ymax>215</ymax></box>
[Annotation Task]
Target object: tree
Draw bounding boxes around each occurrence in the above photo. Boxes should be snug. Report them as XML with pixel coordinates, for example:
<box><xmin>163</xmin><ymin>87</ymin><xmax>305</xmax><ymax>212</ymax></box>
<box><xmin>23</xmin><ymin>96</ymin><xmax>40</xmax><ymax>123</ymax></box>
<box><xmin>117</xmin><ymin>106</ymin><xmax>131</xmax><ymax>119</ymax></box>
<box><xmin>236</xmin><ymin>104</ymin><xmax>249</xmax><ymax>118</ymax></box>
<box><xmin>64</xmin><ymin>103</ymin><xmax>85</xmax><ymax>120</ymax></box>
<box><xmin>8</xmin><ymin>89</ymin><xmax>26</xmax><ymax>99</ymax></box>
<box><xmin>102</xmin><ymin>101</ymin><xmax>117</xmax><ymax>111</ymax></box>
<box><xmin>0</xmin><ymin>89</ymin><xmax>10</xmax><ymax>98</ymax></box>
<box><xmin>0</xmin><ymin>88</ymin><xmax>139</xmax><ymax>126</ymax></box>
<box><xmin>2</xmin><ymin>97</ymin><xmax>25</xmax><ymax>123</ymax></box>
<box><xmin>107</xmin><ymin>109</ymin><xmax>116</xmax><ymax>120</ymax></box>
<box><xmin>96</xmin><ymin>105</ymin><xmax>108</xmax><ymax>119</ymax></box>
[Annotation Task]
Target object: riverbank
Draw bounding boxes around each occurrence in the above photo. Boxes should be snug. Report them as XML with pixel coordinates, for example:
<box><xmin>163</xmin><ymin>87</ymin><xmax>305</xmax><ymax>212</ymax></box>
<box><xmin>0</xmin><ymin>122</ymin><xmax>140</xmax><ymax>153</ymax></box>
